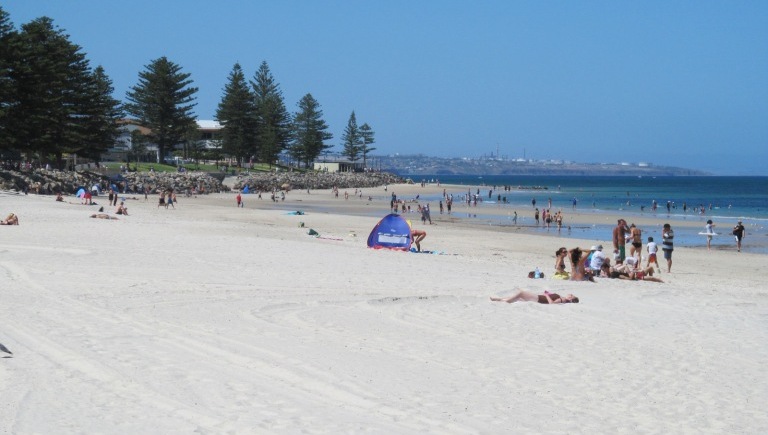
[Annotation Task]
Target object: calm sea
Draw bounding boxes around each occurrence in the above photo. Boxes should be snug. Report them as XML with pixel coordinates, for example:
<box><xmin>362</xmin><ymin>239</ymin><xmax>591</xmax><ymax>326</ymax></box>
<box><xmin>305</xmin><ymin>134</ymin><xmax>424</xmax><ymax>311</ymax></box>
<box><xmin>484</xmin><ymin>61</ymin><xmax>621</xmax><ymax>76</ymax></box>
<box><xmin>399</xmin><ymin>175</ymin><xmax>768</xmax><ymax>254</ymax></box>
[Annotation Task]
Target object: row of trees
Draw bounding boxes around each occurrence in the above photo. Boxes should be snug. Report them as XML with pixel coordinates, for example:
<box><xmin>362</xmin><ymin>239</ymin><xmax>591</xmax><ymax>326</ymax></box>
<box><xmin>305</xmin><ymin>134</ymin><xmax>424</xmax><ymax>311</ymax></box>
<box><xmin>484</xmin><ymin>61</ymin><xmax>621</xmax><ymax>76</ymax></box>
<box><xmin>0</xmin><ymin>8</ymin><xmax>122</xmax><ymax>168</ymax></box>
<box><xmin>216</xmin><ymin>62</ymin><xmax>376</xmax><ymax>168</ymax></box>
<box><xmin>0</xmin><ymin>7</ymin><xmax>376</xmax><ymax>169</ymax></box>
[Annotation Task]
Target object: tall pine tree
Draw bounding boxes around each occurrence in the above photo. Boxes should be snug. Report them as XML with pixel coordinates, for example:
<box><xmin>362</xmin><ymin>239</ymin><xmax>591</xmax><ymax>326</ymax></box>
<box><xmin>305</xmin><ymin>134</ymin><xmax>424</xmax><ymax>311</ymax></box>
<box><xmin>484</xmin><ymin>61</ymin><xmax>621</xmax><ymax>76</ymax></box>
<box><xmin>0</xmin><ymin>7</ymin><xmax>17</xmax><ymax>152</ymax></box>
<box><xmin>289</xmin><ymin>93</ymin><xmax>333</xmax><ymax>168</ymax></box>
<box><xmin>125</xmin><ymin>56</ymin><xmax>197</xmax><ymax>163</ymax></box>
<box><xmin>359</xmin><ymin>123</ymin><xmax>375</xmax><ymax>168</ymax></box>
<box><xmin>251</xmin><ymin>61</ymin><xmax>290</xmax><ymax>166</ymax></box>
<box><xmin>10</xmin><ymin>17</ymin><xmax>96</xmax><ymax>167</ymax></box>
<box><xmin>341</xmin><ymin>111</ymin><xmax>361</xmax><ymax>162</ymax></box>
<box><xmin>216</xmin><ymin>63</ymin><xmax>256</xmax><ymax>165</ymax></box>
<box><xmin>76</xmin><ymin>66</ymin><xmax>123</xmax><ymax>162</ymax></box>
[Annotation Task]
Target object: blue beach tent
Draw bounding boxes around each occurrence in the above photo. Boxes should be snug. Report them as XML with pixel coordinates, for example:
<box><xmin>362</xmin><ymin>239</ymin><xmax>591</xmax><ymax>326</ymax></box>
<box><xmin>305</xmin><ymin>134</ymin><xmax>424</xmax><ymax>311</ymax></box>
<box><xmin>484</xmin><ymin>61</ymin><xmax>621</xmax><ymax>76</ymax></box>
<box><xmin>367</xmin><ymin>214</ymin><xmax>412</xmax><ymax>251</ymax></box>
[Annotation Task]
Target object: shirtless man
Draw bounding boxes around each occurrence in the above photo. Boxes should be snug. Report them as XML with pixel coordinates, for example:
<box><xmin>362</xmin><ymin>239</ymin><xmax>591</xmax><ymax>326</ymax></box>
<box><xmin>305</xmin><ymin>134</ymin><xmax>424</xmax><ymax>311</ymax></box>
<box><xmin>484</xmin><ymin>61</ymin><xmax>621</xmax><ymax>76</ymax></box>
<box><xmin>612</xmin><ymin>219</ymin><xmax>629</xmax><ymax>262</ymax></box>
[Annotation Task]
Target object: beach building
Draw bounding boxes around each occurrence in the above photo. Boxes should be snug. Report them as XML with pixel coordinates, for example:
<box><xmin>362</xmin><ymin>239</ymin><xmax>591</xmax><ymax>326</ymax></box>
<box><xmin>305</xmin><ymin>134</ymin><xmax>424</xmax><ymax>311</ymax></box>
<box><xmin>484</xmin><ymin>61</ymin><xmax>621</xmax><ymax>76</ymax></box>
<box><xmin>108</xmin><ymin>119</ymin><xmax>223</xmax><ymax>163</ymax></box>
<box><xmin>313</xmin><ymin>159</ymin><xmax>365</xmax><ymax>173</ymax></box>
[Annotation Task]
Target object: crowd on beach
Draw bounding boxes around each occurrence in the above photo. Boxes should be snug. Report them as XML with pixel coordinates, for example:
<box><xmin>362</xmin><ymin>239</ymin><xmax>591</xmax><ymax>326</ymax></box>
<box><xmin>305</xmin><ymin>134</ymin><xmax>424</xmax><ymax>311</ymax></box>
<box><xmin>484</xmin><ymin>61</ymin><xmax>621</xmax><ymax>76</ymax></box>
<box><xmin>493</xmin><ymin>215</ymin><xmax>750</xmax><ymax>305</ymax></box>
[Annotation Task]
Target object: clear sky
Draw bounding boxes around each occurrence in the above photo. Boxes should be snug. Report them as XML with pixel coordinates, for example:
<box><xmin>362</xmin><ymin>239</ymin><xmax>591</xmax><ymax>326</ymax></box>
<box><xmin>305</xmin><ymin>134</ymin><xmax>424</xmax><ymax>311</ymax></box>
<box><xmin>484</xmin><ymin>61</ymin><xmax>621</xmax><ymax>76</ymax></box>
<box><xmin>4</xmin><ymin>0</ymin><xmax>767</xmax><ymax>175</ymax></box>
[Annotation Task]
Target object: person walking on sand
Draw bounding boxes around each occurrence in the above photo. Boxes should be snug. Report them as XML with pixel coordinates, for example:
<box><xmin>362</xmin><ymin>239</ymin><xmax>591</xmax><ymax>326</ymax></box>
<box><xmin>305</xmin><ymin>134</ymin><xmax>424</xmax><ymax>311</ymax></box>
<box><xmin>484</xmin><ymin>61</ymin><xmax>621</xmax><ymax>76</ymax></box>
<box><xmin>705</xmin><ymin>219</ymin><xmax>716</xmax><ymax>251</ymax></box>
<box><xmin>236</xmin><ymin>192</ymin><xmax>243</xmax><ymax>208</ymax></box>
<box><xmin>661</xmin><ymin>223</ymin><xmax>674</xmax><ymax>272</ymax></box>
<box><xmin>490</xmin><ymin>289</ymin><xmax>579</xmax><ymax>304</ymax></box>
<box><xmin>733</xmin><ymin>220</ymin><xmax>746</xmax><ymax>252</ymax></box>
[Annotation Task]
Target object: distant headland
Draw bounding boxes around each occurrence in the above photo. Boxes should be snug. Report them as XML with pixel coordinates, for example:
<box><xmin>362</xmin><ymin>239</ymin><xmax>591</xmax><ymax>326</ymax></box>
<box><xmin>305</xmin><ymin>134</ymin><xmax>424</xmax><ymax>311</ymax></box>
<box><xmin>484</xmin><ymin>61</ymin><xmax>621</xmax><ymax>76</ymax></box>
<box><xmin>375</xmin><ymin>154</ymin><xmax>710</xmax><ymax>176</ymax></box>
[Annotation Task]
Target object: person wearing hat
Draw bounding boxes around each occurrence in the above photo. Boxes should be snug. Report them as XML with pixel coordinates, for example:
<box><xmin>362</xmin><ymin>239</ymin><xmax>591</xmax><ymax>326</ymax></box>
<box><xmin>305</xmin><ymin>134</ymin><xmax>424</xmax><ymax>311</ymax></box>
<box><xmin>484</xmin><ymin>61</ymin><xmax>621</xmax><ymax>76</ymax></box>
<box><xmin>589</xmin><ymin>244</ymin><xmax>606</xmax><ymax>272</ymax></box>
<box><xmin>733</xmin><ymin>220</ymin><xmax>746</xmax><ymax>252</ymax></box>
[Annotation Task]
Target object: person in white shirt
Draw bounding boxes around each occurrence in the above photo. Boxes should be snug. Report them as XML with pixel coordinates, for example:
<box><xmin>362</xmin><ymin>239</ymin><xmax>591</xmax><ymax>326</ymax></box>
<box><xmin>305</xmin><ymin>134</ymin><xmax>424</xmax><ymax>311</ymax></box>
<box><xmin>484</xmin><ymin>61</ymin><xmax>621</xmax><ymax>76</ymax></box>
<box><xmin>646</xmin><ymin>236</ymin><xmax>660</xmax><ymax>272</ymax></box>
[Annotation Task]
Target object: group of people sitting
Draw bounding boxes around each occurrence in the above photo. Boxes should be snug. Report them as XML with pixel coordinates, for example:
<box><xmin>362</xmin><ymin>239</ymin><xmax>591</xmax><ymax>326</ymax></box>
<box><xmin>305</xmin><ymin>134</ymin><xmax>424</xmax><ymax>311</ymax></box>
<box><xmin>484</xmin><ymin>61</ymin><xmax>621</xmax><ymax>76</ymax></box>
<box><xmin>553</xmin><ymin>244</ymin><xmax>663</xmax><ymax>283</ymax></box>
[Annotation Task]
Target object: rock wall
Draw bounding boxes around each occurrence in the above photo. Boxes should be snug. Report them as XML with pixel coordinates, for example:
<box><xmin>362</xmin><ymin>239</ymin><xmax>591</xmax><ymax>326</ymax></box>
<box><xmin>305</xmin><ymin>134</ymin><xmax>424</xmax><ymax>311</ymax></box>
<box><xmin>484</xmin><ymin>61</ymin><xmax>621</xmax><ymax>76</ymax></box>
<box><xmin>1</xmin><ymin>169</ymin><xmax>403</xmax><ymax>195</ymax></box>
<box><xmin>233</xmin><ymin>171</ymin><xmax>404</xmax><ymax>192</ymax></box>
<box><xmin>0</xmin><ymin>169</ymin><xmax>225</xmax><ymax>195</ymax></box>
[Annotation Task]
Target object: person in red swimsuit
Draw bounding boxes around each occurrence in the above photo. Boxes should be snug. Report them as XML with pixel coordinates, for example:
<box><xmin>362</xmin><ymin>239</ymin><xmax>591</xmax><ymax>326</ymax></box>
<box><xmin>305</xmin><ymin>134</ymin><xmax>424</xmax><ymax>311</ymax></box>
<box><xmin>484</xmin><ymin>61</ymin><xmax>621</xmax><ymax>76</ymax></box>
<box><xmin>490</xmin><ymin>289</ymin><xmax>579</xmax><ymax>304</ymax></box>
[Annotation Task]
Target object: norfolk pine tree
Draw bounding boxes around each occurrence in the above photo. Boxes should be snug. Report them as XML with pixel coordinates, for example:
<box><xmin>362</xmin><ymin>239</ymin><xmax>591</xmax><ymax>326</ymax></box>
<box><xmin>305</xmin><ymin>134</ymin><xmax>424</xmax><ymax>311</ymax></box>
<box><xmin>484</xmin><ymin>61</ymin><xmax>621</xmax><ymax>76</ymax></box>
<box><xmin>0</xmin><ymin>7</ymin><xmax>17</xmax><ymax>152</ymax></box>
<box><xmin>359</xmin><ymin>123</ymin><xmax>375</xmax><ymax>168</ymax></box>
<box><xmin>76</xmin><ymin>66</ymin><xmax>123</xmax><ymax>163</ymax></box>
<box><xmin>125</xmin><ymin>57</ymin><xmax>198</xmax><ymax>163</ymax></box>
<box><xmin>216</xmin><ymin>63</ymin><xmax>256</xmax><ymax>166</ymax></box>
<box><xmin>10</xmin><ymin>17</ymin><xmax>100</xmax><ymax>167</ymax></box>
<box><xmin>341</xmin><ymin>111</ymin><xmax>362</xmax><ymax>163</ymax></box>
<box><xmin>251</xmin><ymin>61</ymin><xmax>291</xmax><ymax>166</ymax></box>
<box><xmin>290</xmin><ymin>93</ymin><xmax>333</xmax><ymax>168</ymax></box>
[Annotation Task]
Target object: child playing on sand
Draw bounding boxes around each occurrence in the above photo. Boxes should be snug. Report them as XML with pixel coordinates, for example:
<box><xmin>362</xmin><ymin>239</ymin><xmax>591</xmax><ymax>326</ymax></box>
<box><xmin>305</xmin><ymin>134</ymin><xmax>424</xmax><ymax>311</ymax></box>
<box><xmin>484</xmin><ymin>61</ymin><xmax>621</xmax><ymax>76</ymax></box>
<box><xmin>646</xmin><ymin>236</ymin><xmax>660</xmax><ymax>272</ymax></box>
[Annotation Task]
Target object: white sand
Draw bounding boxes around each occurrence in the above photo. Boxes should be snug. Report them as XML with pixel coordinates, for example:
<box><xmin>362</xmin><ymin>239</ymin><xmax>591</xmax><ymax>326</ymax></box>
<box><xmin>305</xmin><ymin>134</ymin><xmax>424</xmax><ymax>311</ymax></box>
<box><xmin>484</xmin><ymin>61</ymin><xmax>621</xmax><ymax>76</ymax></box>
<box><xmin>1</xmin><ymin>186</ymin><xmax>767</xmax><ymax>433</ymax></box>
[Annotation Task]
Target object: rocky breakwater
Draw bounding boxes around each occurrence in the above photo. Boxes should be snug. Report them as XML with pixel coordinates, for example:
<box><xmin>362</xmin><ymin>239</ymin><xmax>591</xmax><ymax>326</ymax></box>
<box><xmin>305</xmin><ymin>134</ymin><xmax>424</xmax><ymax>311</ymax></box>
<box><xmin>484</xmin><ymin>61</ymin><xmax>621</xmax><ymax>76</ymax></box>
<box><xmin>0</xmin><ymin>169</ymin><xmax>108</xmax><ymax>194</ymax></box>
<box><xmin>233</xmin><ymin>171</ymin><xmax>404</xmax><ymax>192</ymax></box>
<box><xmin>0</xmin><ymin>169</ymin><xmax>225</xmax><ymax>195</ymax></box>
<box><xmin>118</xmin><ymin>171</ymin><xmax>226</xmax><ymax>194</ymax></box>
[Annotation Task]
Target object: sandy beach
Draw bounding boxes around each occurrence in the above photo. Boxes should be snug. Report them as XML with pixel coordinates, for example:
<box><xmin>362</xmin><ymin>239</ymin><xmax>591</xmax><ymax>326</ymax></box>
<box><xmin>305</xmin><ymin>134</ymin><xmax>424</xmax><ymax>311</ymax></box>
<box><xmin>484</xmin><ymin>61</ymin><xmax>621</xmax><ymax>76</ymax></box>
<box><xmin>2</xmin><ymin>184</ymin><xmax>767</xmax><ymax>433</ymax></box>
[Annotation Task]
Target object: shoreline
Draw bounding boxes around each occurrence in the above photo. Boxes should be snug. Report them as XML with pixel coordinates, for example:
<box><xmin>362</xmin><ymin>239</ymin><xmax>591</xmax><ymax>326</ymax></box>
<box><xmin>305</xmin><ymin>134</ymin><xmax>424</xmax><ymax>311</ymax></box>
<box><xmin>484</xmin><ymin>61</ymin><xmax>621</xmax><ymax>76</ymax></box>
<box><xmin>231</xmin><ymin>182</ymin><xmax>766</xmax><ymax>255</ymax></box>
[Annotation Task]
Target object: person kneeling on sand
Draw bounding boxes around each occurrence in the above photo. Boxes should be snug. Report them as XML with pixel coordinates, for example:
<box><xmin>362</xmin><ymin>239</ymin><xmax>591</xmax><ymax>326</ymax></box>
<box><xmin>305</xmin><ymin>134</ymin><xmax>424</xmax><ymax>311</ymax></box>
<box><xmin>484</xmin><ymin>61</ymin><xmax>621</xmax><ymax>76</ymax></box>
<box><xmin>491</xmin><ymin>289</ymin><xmax>579</xmax><ymax>304</ymax></box>
<box><xmin>1</xmin><ymin>213</ymin><xmax>19</xmax><ymax>225</ymax></box>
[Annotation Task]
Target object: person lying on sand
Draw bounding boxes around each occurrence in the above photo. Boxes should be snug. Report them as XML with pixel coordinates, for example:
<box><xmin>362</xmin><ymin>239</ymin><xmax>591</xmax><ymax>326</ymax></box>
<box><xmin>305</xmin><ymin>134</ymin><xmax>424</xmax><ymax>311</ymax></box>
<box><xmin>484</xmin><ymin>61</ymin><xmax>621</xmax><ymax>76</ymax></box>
<box><xmin>491</xmin><ymin>289</ymin><xmax>579</xmax><ymax>304</ymax></box>
<box><xmin>90</xmin><ymin>213</ymin><xmax>119</xmax><ymax>220</ymax></box>
<box><xmin>1</xmin><ymin>213</ymin><xmax>19</xmax><ymax>225</ymax></box>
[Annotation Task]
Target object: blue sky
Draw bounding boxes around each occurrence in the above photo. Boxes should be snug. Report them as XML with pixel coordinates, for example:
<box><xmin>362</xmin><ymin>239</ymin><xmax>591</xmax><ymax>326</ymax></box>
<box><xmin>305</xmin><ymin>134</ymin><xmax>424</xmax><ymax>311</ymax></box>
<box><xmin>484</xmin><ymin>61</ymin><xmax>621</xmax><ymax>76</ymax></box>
<box><xmin>4</xmin><ymin>1</ymin><xmax>767</xmax><ymax>175</ymax></box>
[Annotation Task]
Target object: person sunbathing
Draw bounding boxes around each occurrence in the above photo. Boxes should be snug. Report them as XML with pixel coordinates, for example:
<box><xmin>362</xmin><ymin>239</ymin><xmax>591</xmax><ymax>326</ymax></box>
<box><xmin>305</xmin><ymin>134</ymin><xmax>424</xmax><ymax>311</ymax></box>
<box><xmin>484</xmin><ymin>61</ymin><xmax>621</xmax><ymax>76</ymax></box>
<box><xmin>90</xmin><ymin>213</ymin><xmax>119</xmax><ymax>220</ymax></box>
<box><xmin>491</xmin><ymin>289</ymin><xmax>579</xmax><ymax>304</ymax></box>
<box><xmin>600</xmin><ymin>258</ymin><xmax>663</xmax><ymax>282</ymax></box>
<box><xmin>1</xmin><ymin>213</ymin><xmax>19</xmax><ymax>225</ymax></box>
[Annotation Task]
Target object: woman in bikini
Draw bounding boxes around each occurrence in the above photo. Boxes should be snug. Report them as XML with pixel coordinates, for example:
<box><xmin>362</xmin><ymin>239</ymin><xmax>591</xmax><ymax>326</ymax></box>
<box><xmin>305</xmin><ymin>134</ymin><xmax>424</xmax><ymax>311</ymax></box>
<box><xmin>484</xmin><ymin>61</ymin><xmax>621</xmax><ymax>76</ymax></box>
<box><xmin>554</xmin><ymin>247</ymin><xmax>569</xmax><ymax>278</ymax></box>
<box><xmin>491</xmin><ymin>289</ymin><xmax>579</xmax><ymax>304</ymax></box>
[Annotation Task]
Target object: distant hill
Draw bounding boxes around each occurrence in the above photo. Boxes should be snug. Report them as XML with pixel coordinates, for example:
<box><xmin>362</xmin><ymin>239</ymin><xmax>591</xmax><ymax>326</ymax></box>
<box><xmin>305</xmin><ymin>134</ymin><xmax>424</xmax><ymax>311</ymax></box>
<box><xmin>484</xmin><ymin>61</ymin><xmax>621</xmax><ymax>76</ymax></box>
<box><xmin>373</xmin><ymin>154</ymin><xmax>710</xmax><ymax>176</ymax></box>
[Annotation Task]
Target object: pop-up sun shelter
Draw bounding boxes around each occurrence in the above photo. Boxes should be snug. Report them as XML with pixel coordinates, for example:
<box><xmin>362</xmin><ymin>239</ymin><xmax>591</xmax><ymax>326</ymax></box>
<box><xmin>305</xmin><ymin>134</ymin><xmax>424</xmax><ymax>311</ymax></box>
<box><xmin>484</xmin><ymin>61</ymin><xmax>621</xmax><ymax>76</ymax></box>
<box><xmin>367</xmin><ymin>213</ymin><xmax>412</xmax><ymax>251</ymax></box>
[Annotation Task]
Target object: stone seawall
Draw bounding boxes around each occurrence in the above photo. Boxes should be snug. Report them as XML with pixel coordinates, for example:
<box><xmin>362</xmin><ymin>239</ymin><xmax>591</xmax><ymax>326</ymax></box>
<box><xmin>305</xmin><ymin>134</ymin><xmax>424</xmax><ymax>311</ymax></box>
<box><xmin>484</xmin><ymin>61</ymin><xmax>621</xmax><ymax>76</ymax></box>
<box><xmin>233</xmin><ymin>171</ymin><xmax>404</xmax><ymax>192</ymax></box>
<box><xmin>1</xmin><ymin>169</ymin><xmax>403</xmax><ymax>195</ymax></box>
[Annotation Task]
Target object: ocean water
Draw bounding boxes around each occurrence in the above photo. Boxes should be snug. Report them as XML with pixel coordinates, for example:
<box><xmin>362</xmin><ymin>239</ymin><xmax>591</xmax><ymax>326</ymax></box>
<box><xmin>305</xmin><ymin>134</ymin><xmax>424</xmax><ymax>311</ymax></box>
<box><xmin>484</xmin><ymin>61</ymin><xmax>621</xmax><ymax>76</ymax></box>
<box><xmin>399</xmin><ymin>175</ymin><xmax>768</xmax><ymax>254</ymax></box>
